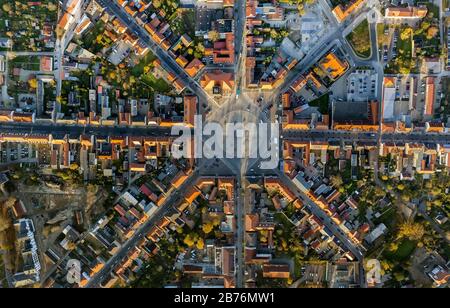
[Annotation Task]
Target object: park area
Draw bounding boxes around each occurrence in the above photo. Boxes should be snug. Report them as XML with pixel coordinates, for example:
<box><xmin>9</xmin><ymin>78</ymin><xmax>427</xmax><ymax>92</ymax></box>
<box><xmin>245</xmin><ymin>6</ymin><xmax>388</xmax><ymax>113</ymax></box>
<box><xmin>102</xmin><ymin>51</ymin><xmax>171</xmax><ymax>98</ymax></box>
<box><xmin>346</xmin><ymin>19</ymin><xmax>371</xmax><ymax>58</ymax></box>
<box><xmin>309</xmin><ymin>93</ymin><xmax>330</xmax><ymax>115</ymax></box>
<box><xmin>78</xmin><ymin>21</ymin><xmax>114</xmax><ymax>55</ymax></box>
<box><xmin>0</xmin><ymin>0</ymin><xmax>57</xmax><ymax>51</ymax></box>
<box><xmin>386</xmin><ymin>26</ymin><xmax>413</xmax><ymax>74</ymax></box>
<box><xmin>10</xmin><ymin>55</ymin><xmax>40</xmax><ymax>71</ymax></box>
<box><xmin>438</xmin><ymin>77</ymin><xmax>450</xmax><ymax>120</ymax></box>
<box><xmin>384</xmin><ymin>239</ymin><xmax>417</xmax><ymax>262</ymax></box>
<box><xmin>130</xmin><ymin>52</ymin><xmax>171</xmax><ymax>93</ymax></box>
<box><xmin>386</xmin><ymin>4</ymin><xmax>440</xmax><ymax>74</ymax></box>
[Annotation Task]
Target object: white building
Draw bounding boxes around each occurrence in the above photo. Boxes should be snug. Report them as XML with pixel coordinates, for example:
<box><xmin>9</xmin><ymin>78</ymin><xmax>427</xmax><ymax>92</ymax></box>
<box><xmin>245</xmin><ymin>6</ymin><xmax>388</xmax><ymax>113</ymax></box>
<box><xmin>381</xmin><ymin>77</ymin><xmax>396</xmax><ymax>121</ymax></box>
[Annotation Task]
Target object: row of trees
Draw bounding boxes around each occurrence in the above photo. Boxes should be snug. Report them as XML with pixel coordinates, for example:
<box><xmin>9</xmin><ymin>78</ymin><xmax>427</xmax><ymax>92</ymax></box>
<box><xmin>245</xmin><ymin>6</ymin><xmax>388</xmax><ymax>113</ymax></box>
<box><xmin>0</xmin><ymin>198</ymin><xmax>16</xmax><ymax>272</ymax></box>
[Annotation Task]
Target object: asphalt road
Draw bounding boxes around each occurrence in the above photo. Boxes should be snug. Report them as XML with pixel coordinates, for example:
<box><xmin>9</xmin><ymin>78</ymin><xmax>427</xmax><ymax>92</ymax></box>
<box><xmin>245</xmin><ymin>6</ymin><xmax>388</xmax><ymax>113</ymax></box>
<box><xmin>283</xmin><ymin>130</ymin><xmax>450</xmax><ymax>145</ymax></box>
<box><xmin>2</xmin><ymin>122</ymin><xmax>450</xmax><ymax>145</ymax></box>
<box><xmin>0</xmin><ymin>122</ymin><xmax>175</xmax><ymax>137</ymax></box>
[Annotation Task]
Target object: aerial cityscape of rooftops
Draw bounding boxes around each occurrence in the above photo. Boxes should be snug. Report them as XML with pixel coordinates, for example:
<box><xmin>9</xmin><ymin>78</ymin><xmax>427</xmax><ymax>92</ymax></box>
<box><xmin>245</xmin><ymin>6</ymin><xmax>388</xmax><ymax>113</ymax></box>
<box><xmin>0</xmin><ymin>0</ymin><xmax>448</xmax><ymax>291</ymax></box>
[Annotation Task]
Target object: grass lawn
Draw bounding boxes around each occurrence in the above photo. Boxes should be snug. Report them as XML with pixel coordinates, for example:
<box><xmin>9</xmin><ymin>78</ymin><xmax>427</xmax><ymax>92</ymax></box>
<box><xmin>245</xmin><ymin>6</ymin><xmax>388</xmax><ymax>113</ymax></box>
<box><xmin>170</xmin><ymin>9</ymin><xmax>196</xmax><ymax>38</ymax></box>
<box><xmin>309</xmin><ymin>93</ymin><xmax>329</xmax><ymax>115</ymax></box>
<box><xmin>422</xmin><ymin>2</ymin><xmax>439</xmax><ymax>17</ymax></box>
<box><xmin>131</xmin><ymin>51</ymin><xmax>170</xmax><ymax>93</ymax></box>
<box><xmin>376</xmin><ymin>23</ymin><xmax>385</xmax><ymax>48</ymax></box>
<box><xmin>384</xmin><ymin>239</ymin><xmax>417</xmax><ymax>261</ymax></box>
<box><xmin>346</xmin><ymin>19</ymin><xmax>371</xmax><ymax>58</ymax></box>
<box><xmin>10</xmin><ymin>55</ymin><xmax>40</xmax><ymax>71</ymax></box>
<box><xmin>275</xmin><ymin>212</ymin><xmax>294</xmax><ymax>230</ymax></box>
<box><xmin>79</xmin><ymin>21</ymin><xmax>107</xmax><ymax>54</ymax></box>
<box><xmin>441</xmin><ymin>241</ymin><xmax>450</xmax><ymax>259</ymax></box>
<box><xmin>328</xmin><ymin>0</ymin><xmax>349</xmax><ymax>7</ymax></box>
<box><xmin>43</xmin><ymin>83</ymin><xmax>56</xmax><ymax>109</ymax></box>
<box><xmin>131</xmin><ymin>52</ymin><xmax>157</xmax><ymax>77</ymax></box>
<box><xmin>373</xmin><ymin>207</ymin><xmax>396</xmax><ymax>229</ymax></box>
<box><xmin>386</xmin><ymin>27</ymin><xmax>413</xmax><ymax>74</ymax></box>
<box><xmin>397</xmin><ymin>31</ymin><xmax>412</xmax><ymax>58</ymax></box>
<box><xmin>141</xmin><ymin>74</ymin><xmax>171</xmax><ymax>93</ymax></box>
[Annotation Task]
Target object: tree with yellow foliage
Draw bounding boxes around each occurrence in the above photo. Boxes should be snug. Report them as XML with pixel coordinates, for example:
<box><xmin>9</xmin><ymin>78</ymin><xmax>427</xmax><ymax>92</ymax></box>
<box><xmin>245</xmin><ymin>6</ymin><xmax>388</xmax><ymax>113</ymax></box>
<box><xmin>208</xmin><ymin>30</ymin><xmax>220</xmax><ymax>42</ymax></box>
<box><xmin>397</xmin><ymin>221</ymin><xmax>425</xmax><ymax>241</ymax></box>
<box><xmin>2</xmin><ymin>3</ymin><xmax>12</xmax><ymax>13</ymax></box>
<box><xmin>202</xmin><ymin>222</ymin><xmax>214</xmax><ymax>234</ymax></box>
<box><xmin>212</xmin><ymin>217</ymin><xmax>220</xmax><ymax>227</ymax></box>
<box><xmin>400</xmin><ymin>27</ymin><xmax>412</xmax><ymax>41</ymax></box>
<box><xmin>48</xmin><ymin>3</ymin><xmax>57</xmax><ymax>11</ymax></box>
<box><xmin>196</xmin><ymin>238</ymin><xmax>205</xmax><ymax>250</ymax></box>
<box><xmin>183</xmin><ymin>234</ymin><xmax>195</xmax><ymax>247</ymax></box>
<box><xmin>28</xmin><ymin>78</ymin><xmax>38</xmax><ymax>89</ymax></box>
<box><xmin>426</xmin><ymin>26</ymin><xmax>439</xmax><ymax>40</ymax></box>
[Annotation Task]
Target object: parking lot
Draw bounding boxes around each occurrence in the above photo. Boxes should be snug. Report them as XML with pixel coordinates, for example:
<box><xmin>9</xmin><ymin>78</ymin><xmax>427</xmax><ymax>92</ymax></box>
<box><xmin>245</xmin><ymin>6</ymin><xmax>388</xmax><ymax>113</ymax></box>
<box><xmin>347</xmin><ymin>69</ymin><xmax>378</xmax><ymax>102</ymax></box>
<box><xmin>299</xmin><ymin>263</ymin><xmax>328</xmax><ymax>286</ymax></box>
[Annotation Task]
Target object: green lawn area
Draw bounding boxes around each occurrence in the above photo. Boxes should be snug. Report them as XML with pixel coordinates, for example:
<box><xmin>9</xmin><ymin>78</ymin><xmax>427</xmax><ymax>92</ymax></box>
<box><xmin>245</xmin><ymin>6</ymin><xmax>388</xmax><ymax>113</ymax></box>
<box><xmin>397</xmin><ymin>30</ymin><xmax>412</xmax><ymax>56</ymax></box>
<box><xmin>346</xmin><ymin>19</ymin><xmax>371</xmax><ymax>58</ymax></box>
<box><xmin>131</xmin><ymin>52</ymin><xmax>157</xmax><ymax>77</ymax></box>
<box><xmin>386</xmin><ymin>27</ymin><xmax>413</xmax><ymax>74</ymax></box>
<box><xmin>376</xmin><ymin>23</ymin><xmax>385</xmax><ymax>48</ymax></box>
<box><xmin>309</xmin><ymin>93</ymin><xmax>329</xmax><ymax>115</ymax></box>
<box><xmin>373</xmin><ymin>207</ymin><xmax>397</xmax><ymax>229</ymax></box>
<box><xmin>10</xmin><ymin>55</ymin><xmax>40</xmax><ymax>71</ymax></box>
<box><xmin>328</xmin><ymin>0</ymin><xmax>348</xmax><ymax>7</ymax></box>
<box><xmin>384</xmin><ymin>239</ymin><xmax>417</xmax><ymax>262</ymax></box>
<box><xmin>441</xmin><ymin>241</ymin><xmax>450</xmax><ymax>259</ymax></box>
<box><xmin>170</xmin><ymin>9</ymin><xmax>196</xmax><ymax>38</ymax></box>
<box><xmin>423</xmin><ymin>2</ymin><xmax>439</xmax><ymax>17</ymax></box>
<box><xmin>132</xmin><ymin>240</ymin><xmax>178</xmax><ymax>288</ymax></box>
<box><xmin>43</xmin><ymin>83</ymin><xmax>56</xmax><ymax>109</ymax></box>
<box><xmin>275</xmin><ymin>212</ymin><xmax>294</xmax><ymax>230</ymax></box>
<box><xmin>130</xmin><ymin>52</ymin><xmax>170</xmax><ymax>93</ymax></box>
<box><xmin>141</xmin><ymin>74</ymin><xmax>171</xmax><ymax>93</ymax></box>
<box><xmin>415</xmin><ymin>3</ymin><xmax>441</xmax><ymax>58</ymax></box>
<box><xmin>78</xmin><ymin>21</ymin><xmax>108</xmax><ymax>54</ymax></box>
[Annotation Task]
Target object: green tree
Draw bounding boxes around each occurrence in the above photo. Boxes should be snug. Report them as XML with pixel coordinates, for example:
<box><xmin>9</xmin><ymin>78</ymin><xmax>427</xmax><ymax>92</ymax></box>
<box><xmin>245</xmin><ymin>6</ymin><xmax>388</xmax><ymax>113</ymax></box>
<box><xmin>394</xmin><ymin>271</ymin><xmax>406</xmax><ymax>282</ymax></box>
